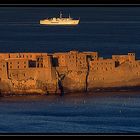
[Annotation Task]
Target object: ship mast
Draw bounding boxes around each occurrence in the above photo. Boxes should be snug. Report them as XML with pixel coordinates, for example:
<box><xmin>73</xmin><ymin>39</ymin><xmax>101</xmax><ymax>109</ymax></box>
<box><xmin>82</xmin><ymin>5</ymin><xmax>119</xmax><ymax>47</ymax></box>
<box><xmin>60</xmin><ymin>11</ymin><xmax>62</xmax><ymax>18</ymax></box>
<box><xmin>69</xmin><ymin>13</ymin><xmax>71</xmax><ymax>19</ymax></box>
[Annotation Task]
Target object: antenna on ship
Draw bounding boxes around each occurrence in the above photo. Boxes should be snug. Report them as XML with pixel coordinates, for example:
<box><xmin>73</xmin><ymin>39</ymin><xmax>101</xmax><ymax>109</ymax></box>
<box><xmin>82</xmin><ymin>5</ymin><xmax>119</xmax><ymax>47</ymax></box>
<box><xmin>79</xmin><ymin>17</ymin><xmax>80</xmax><ymax>21</ymax></box>
<box><xmin>69</xmin><ymin>13</ymin><xmax>71</xmax><ymax>18</ymax></box>
<box><xmin>60</xmin><ymin>11</ymin><xmax>62</xmax><ymax>18</ymax></box>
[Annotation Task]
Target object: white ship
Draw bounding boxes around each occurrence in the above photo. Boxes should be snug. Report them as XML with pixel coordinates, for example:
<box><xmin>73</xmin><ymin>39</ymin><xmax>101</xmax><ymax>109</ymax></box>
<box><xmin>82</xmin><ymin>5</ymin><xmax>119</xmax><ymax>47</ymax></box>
<box><xmin>40</xmin><ymin>12</ymin><xmax>80</xmax><ymax>26</ymax></box>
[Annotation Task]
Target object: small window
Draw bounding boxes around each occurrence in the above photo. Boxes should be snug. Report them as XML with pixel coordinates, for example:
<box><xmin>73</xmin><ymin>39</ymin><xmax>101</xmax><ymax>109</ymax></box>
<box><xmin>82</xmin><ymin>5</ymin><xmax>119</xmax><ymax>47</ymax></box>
<box><xmin>24</xmin><ymin>62</ymin><xmax>26</xmax><ymax>64</ymax></box>
<box><xmin>17</xmin><ymin>62</ymin><xmax>19</xmax><ymax>64</ymax></box>
<box><xmin>17</xmin><ymin>66</ymin><xmax>19</xmax><ymax>68</ymax></box>
<box><xmin>10</xmin><ymin>66</ymin><xmax>12</xmax><ymax>69</ymax></box>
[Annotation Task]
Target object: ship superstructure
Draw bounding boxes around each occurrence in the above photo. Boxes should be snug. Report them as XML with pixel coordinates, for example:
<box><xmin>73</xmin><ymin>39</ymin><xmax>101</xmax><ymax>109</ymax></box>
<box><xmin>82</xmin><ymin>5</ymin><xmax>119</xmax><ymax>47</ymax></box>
<box><xmin>40</xmin><ymin>12</ymin><xmax>80</xmax><ymax>26</ymax></box>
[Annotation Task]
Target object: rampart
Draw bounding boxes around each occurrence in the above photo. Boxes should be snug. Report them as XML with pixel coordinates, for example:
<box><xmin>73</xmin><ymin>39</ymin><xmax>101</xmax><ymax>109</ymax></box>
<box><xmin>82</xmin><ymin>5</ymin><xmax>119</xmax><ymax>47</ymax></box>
<box><xmin>0</xmin><ymin>51</ymin><xmax>140</xmax><ymax>95</ymax></box>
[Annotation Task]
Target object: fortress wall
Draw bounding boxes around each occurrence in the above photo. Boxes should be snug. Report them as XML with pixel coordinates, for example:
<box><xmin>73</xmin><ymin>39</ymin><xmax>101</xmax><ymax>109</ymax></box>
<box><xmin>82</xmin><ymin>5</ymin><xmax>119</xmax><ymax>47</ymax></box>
<box><xmin>0</xmin><ymin>51</ymin><xmax>139</xmax><ymax>94</ymax></box>
<box><xmin>7</xmin><ymin>67</ymin><xmax>56</xmax><ymax>83</ymax></box>
<box><xmin>89</xmin><ymin>59</ymin><xmax>115</xmax><ymax>71</ymax></box>
<box><xmin>67</xmin><ymin>51</ymin><xmax>77</xmax><ymax>71</ymax></box>
<box><xmin>1</xmin><ymin>60</ymin><xmax>8</xmax><ymax>80</ymax></box>
<box><xmin>112</xmin><ymin>55</ymin><xmax>128</xmax><ymax>64</ymax></box>
<box><xmin>112</xmin><ymin>53</ymin><xmax>136</xmax><ymax>64</ymax></box>
<box><xmin>87</xmin><ymin>60</ymin><xmax>140</xmax><ymax>89</ymax></box>
<box><xmin>35</xmin><ymin>68</ymin><xmax>56</xmax><ymax>82</ymax></box>
<box><xmin>76</xmin><ymin>53</ymin><xmax>88</xmax><ymax>70</ymax></box>
<box><xmin>52</xmin><ymin>51</ymin><xmax>98</xmax><ymax>71</ymax></box>
<box><xmin>128</xmin><ymin>53</ymin><xmax>136</xmax><ymax>61</ymax></box>
<box><xmin>56</xmin><ymin>66</ymin><xmax>68</xmax><ymax>74</ymax></box>
<box><xmin>42</xmin><ymin>55</ymin><xmax>53</xmax><ymax>68</ymax></box>
<box><xmin>0</xmin><ymin>60</ymin><xmax>3</xmax><ymax>79</ymax></box>
<box><xmin>53</xmin><ymin>53</ymin><xmax>68</xmax><ymax>67</ymax></box>
<box><xmin>0</xmin><ymin>53</ymin><xmax>10</xmax><ymax>59</ymax></box>
<box><xmin>83</xmin><ymin>52</ymin><xmax>98</xmax><ymax>60</ymax></box>
<box><xmin>0</xmin><ymin>53</ymin><xmax>48</xmax><ymax>60</ymax></box>
<box><xmin>34</xmin><ymin>67</ymin><xmax>57</xmax><ymax>93</ymax></box>
<box><xmin>6</xmin><ymin>59</ymin><xmax>29</xmax><ymax>70</ymax></box>
<box><xmin>8</xmin><ymin>68</ymin><xmax>37</xmax><ymax>81</ymax></box>
<box><xmin>0</xmin><ymin>67</ymin><xmax>57</xmax><ymax>94</ymax></box>
<box><xmin>0</xmin><ymin>53</ymin><xmax>57</xmax><ymax>94</ymax></box>
<box><xmin>62</xmin><ymin>70</ymin><xmax>87</xmax><ymax>92</ymax></box>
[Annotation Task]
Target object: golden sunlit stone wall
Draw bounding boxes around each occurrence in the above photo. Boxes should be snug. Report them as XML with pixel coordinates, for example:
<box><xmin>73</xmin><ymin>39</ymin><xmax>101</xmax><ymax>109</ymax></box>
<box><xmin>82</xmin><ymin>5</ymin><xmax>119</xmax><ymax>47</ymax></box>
<box><xmin>0</xmin><ymin>51</ymin><xmax>139</xmax><ymax>94</ymax></box>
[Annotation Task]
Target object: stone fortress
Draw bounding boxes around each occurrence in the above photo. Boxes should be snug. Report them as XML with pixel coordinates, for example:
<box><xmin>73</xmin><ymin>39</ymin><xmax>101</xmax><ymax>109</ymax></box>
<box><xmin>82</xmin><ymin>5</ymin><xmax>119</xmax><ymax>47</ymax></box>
<box><xmin>0</xmin><ymin>50</ymin><xmax>140</xmax><ymax>95</ymax></box>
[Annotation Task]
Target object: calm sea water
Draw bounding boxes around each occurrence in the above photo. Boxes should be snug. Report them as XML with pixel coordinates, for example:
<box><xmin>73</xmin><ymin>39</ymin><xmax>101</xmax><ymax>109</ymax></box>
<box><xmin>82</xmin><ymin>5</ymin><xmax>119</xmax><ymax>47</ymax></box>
<box><xmin>0</xmin><ymin>7</ymin><xmax>140</xmax><ymax>134</ymax></box>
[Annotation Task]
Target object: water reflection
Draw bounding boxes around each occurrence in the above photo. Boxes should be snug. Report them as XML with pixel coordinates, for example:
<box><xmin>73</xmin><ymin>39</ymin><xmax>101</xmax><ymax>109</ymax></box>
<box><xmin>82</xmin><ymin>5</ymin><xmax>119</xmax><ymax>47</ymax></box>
<box><xmin>0</xmin><ymin>92</ymin><xmax>140</xmax><ymax>133</ymax></box>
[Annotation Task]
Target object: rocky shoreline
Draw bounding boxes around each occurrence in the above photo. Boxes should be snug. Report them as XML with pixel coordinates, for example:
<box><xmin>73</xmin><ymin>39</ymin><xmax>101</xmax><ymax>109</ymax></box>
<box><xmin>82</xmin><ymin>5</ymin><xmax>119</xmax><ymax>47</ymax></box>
<box><xmin>1</xmin><ymin>85</ymin><xmax>140</xmax><ymax>97</ymax></box>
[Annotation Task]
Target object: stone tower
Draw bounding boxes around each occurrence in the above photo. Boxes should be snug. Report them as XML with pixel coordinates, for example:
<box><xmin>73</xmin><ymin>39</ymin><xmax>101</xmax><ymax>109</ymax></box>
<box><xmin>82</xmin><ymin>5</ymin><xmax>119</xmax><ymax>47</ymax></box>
<box><xmin>128</xmin><ymin>53</ymin><xmax>135</xmax><ymax>61</ymax></box>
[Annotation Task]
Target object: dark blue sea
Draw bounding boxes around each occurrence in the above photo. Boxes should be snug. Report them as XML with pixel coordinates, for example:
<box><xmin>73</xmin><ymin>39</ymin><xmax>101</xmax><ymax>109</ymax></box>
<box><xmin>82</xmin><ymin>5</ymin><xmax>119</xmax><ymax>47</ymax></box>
<box><xmin>1</xmin><ymin>7</ymin><xmax>140</xmax><ymax>134</ymax></box>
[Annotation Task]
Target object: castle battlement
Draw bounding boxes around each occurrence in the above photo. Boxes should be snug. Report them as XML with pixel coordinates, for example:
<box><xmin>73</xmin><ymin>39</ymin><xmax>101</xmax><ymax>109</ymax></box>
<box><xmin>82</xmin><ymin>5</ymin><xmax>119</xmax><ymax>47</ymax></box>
<box><xmin>0</xmin><ymin>51</ymin><xmax>139</xmax><ymax>95</ymax></box>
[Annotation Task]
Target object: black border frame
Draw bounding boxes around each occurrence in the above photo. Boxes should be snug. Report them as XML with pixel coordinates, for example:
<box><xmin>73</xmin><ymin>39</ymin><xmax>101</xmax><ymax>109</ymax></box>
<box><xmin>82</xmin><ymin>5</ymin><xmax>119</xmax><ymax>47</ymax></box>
<box><xmin>0</xmin><ymin>1</ymin><xmax>140</xmax><ymax>137</ymax></box>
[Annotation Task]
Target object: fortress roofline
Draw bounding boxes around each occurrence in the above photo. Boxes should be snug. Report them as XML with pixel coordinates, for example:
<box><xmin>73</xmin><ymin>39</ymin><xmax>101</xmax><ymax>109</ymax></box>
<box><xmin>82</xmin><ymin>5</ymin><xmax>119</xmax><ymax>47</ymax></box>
<box><xmin>4</xmin><ymin>58</ymin><xmax>32</xmax><ymax>60</ymax></box>
<box><xmin>83</xmin><ymin>51</ymin><xmax>98</xmax><ymax>53</ymax></box>
<box><xmin>0</xmin><ymin>52</ymin><xmax>48</xmax><ymax>55</ymax></box>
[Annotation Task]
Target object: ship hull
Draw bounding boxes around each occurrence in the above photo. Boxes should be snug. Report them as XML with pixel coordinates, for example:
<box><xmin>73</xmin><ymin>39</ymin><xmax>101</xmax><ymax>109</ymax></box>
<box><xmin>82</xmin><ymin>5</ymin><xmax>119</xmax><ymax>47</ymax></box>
<box><xmin>40</xmin><ymin>20</ymin><xmax>79</xmax><ymax>26</ymax></box>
